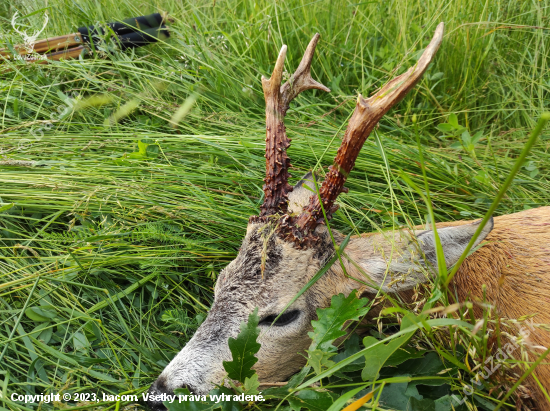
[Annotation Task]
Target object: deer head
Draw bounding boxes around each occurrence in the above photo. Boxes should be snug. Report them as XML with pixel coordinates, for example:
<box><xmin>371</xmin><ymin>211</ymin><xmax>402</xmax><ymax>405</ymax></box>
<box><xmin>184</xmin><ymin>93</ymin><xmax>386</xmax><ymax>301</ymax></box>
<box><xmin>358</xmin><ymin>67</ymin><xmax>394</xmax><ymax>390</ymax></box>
<box><xmin>147</xmin><ymin>22</ymin><xmax>494</xmax><ymax>410</ymax></box>
<box><xmin>11</xmin><ymin>11</ymin><xmax>49</xmax><ymax>54</ymax></box>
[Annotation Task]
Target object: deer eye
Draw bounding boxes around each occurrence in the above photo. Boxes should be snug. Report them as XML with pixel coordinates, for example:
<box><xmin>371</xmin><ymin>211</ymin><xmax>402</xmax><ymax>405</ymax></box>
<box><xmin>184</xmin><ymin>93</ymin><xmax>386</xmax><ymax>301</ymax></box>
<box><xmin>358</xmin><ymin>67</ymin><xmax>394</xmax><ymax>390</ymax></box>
<box><xmin>259</xmin><ymin>310</ymin><xmax>300</xmax><ymax>327</ymax></box>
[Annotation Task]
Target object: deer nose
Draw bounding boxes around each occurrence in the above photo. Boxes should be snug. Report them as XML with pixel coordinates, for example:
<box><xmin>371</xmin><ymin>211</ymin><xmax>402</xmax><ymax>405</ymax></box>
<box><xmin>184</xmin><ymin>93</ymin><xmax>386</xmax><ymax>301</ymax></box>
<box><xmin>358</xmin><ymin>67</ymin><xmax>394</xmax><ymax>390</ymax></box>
<box><xmin>147</xmin><ymin>377</ymin><xmax>171</xmax><ymax>411</ymax></box>
<box><xmin>147</xmin><ymin>396</ymin><xmax>168</xmax><ymax>411</ymax></box>
<box><xmin>147</xmin><ymin>377</ymin><xmax>194</xmax><ymax>411</ymax></box>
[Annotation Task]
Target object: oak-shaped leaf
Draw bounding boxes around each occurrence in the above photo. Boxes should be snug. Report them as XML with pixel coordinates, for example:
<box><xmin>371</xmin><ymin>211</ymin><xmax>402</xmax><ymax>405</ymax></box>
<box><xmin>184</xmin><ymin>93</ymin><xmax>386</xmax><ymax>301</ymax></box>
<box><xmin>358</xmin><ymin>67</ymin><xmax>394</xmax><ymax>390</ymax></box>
<box><xmin>362</xmin><ymin>334</ymin><xmax>411</xmax><ymax>381</ymax></box>
<box><xmin>308</xmin><ymin>291</ymin><xmax>370</xmax><ymax>353</ymax></box>
<box><xmin>362</xmin><ymin>312</ymin><xmax>420</xmax><ymax>381</ymax></box>
<box><xmin>242</xmin><ymin>373</ymin><xmax>260</xmax><ymax>396</ymax></box>
<box><xmin>288</xmin><ymin>389</ymin><xmax>336</xmax><ymax>411</ymax></box>
<box><xmin>222</xmin><ymin>308</ymin><xmax>261</xmax><ymax>383</ymax></box>
<box><xmin>307</xmin><ymin>349</ymin><xmax>336</xmax><ymax>375</ymax></box>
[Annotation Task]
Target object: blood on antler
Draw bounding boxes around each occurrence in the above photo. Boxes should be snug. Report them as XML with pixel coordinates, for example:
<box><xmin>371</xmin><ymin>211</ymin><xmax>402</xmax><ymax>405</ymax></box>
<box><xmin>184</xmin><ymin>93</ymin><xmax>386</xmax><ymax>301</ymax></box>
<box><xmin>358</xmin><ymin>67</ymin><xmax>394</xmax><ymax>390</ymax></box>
<box><xmin>292</xmin><ymin>23</ymin><xmax>445</xmax><ymax>237</ymax></box>
<box><xmin>260</xmin><ymin>34</ymin><xmax>330</xmax><ymax>217</ymax></box>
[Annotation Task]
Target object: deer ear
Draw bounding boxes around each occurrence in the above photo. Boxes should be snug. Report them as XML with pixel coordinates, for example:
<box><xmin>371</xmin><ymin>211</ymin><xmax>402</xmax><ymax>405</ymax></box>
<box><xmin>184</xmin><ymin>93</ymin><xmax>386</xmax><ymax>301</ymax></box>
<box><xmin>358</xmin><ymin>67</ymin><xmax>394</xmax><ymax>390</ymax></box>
<box><xmin>287</xmin><ymin>172</ymin><xmax>318</xmax><ymax>214</ymax></box>
<box><xmin>410</xmin><ymin>217</ymin><xmax>494</xmax><ymax>270</ymax></box>
<box><xmin>344</xmin><ymin>218</ymin><xmax>494</xmax><ymax>293</ymax></box>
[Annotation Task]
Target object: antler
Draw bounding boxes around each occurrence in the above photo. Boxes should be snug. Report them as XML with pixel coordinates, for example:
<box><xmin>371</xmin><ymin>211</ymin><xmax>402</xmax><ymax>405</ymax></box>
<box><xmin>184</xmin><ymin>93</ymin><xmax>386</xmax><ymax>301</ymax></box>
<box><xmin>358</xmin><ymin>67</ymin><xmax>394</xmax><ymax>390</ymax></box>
<box><xmin>260</xmin><ymin>34</ymin><xmax>330</xmax><ymax>217</ymax></box>
<box><xmin>11</xmin><ymin>12</ymin><xmax>26</xmax><ymax>38</ymax></box>
<box><xmin>10</xmin><ymin>12</ymin><xmax>49</xmax><ymax>53</ymax></box>
<box><xmin>32</xmin><ymin>13</ymin><xmax>49</xmax><ymax>41</ymax></box>
<box><xmin>293</xmin><ymin>23</ymin><xmax>445</xmax><ymax>236</ymax></box>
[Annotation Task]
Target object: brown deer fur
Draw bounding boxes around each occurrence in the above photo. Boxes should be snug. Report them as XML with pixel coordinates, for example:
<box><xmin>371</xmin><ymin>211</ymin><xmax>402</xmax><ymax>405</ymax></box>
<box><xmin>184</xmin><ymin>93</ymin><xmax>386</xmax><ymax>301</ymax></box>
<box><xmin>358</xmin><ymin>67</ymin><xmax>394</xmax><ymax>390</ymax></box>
<box><xmin>339</xmin><ymin>207</ymin><xmax>550</xmax><ymax>408</ymax></box>
<box><xmin>441</xmin><ymin>207</ymin><xmax>550</xmax><ymax>407</ymax></box>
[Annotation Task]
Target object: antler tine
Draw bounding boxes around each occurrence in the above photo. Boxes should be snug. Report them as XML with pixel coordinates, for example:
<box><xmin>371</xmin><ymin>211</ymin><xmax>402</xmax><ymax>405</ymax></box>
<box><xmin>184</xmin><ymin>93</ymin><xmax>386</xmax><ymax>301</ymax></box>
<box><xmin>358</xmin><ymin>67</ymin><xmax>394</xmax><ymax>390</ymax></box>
<box><xmin>281</xmin><ymin>33</ymin><xmax>331</xmax><ymax>111</ymax></box>
<box><xmin>32</xmin><ymin>14</ymin><xmax>49</xmax><ymax>39</ymax></box>
<box><xmin>294</xmin><ymin>23</ymin><xmax>445</xmax><ymax>235</ymax></box>
<box><xmin>262</xmin><ymin>45</ymin><xmax>288</xmax><ymax>99</ymax></box>
<box><xmin>11</xmin><ymin>12</ymin><xmax>25</xmax><ymax>37</ymax></box>
<box><xmin>260</xmin><ymin>34</ymin><xmax>330</xmax><ymax>217</ymax></box>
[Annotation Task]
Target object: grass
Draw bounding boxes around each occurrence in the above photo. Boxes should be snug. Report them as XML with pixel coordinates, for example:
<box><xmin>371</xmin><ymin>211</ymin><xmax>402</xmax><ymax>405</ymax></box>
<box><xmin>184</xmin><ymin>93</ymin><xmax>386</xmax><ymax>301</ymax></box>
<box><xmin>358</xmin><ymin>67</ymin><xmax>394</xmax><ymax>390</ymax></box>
<box><xmin>0</xmin><ymin>0</ymin><xmax>549</xmax><ymax>409</ymax></box>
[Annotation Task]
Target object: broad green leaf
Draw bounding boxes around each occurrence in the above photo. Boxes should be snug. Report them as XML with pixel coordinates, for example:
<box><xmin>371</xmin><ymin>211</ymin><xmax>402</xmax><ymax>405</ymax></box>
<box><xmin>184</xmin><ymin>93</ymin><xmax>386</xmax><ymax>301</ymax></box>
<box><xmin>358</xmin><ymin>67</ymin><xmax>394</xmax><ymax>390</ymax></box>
<box><xmin>263</xmin><ymin>365</ymin><xmax>312</xmax><ymax>399</ymax></box>
<box><xmin>461</xmin><ymin>130</ymin><xmax>472</xmax><ymax>146</ymax></box>
<box><xmin>297</xmin><ymin>317</ymin><xmax>473</xmax><ymax>390</ymax></box>
<box><xmin>138</xmin><ymin>140</ymin><xmax>148</xmax><ymax>155</ymax></box>
<box><xmin>73</xmin><ymin>332</ymin><xmax>90</xmax><ymax>351</ymax></box>
<box><xmin>307</xmin><ymin>349</ymin><xmax>335</xmax><ymax>375</ymax></box>
<box><xmin>436</xmin><ymin>123</ymin><xmax>454</xmax><ymax>133</ymax></box>
<box><xmin>430</xmin><ymin>72</ymin><xmax>444</xmax><ymax>81</ymax></box>
<box><xmin>379</xmin><ymin>382</ymin><xmax>422</xmax><ymax>410</ymax></box>
<box><xmin>222</xmin><ymin>308</ymin><xmax>261</xmax><ymax>383</ymax></box>
<box><xmin>448</xmin><ymin>113</ymin><xmax>458</xmax><ymax>127</ymax></box>
<box><xmin>362</xmin><ymin>312</ymin><xmax>420</xmax><ymax>380</ymax></box>
<box><xmin>25</xmin><ymin>306</ymin><xmax>56</xmax><ymax>322</ymax></box>
<box><xmin>0</xmin><ymin>203</ymin><xmax>14</xmax><ymax>213</ymax></box>
<box><xmin>385</xmin><ymin>347</ymin><xmax>425</xmax><ymax>367</ymax></box>
<box><xmin>288</xmin><ymin>390</ymin><xmax>336</xmax><ymax>411</ymax></box>
<box><xmin>471</xmin><ymin>131</ymin><xmax>484</xmax><ymax>144</ymax></box>
<box><xmin>434</xmin><ymin>395</ymin><xmax>468</xmax><ymax>411</ymax></box>
<box><xmin>362</xmin><ymin>333</ymin><xmax>411</xmax><ymax>381</ymax></box>
<box><xmin>127</xmin><ymin>139</ymin><xmax>159</xmax><ymax>159</ymax></box>
<box><xmin>37</xmin><ymin>326</ymin><xmax>53</xmax><ymax>344</ymax></box>
<box><xmin>30</xmin><ymin>323</ymin><xmax>50</xmax><ymax>339</ymax></box>
<box><xmin>27</xmin><ymin>357</ymin><xmax>49</xmax><ymax>385</ymax></box>
<box><xmin>409</xmin><ymin>378</ymin><xmax>450</xmax><ymax>387</ymax></box>
<box><xmin>399</xmin><ymin>352</ymin><xmax>445</xmax><ymax>376</ymax></box>
<box><xmin>242</xmin><ymin>374</ymin><xmax>260</xmax><ymax>396</ymax></box>
<box><xmin>332</xmin><ymin>333</ymin><xmax>365</xmax><ymax>372</ymax></box>
<box><xmin>147</xmin><ymin>143</ymin><xmax>160</xmax><ymax>157</ymax></box>
<box><xmin>407</xmin><ymin>397</ymin><xmax>436</xmax><ymax>410</ymax></box>
<box><xmin>475</xmin><ymin>171</ymin><xmax>489</xmax><ymax>183</ymax></box>
<box><xmin>308</xmin><ymin>291</ymin><xmax>369</xmax><ymax>353</ymax></box>
<box><xmin>128</xmin><ymin>151</ymin><xmax>147</xmax><ymax>159</ymax></box>
<box><xmin>473</xmin><ymin>394</ymin><xmax>497</xmax><ymax>410</ymax></box>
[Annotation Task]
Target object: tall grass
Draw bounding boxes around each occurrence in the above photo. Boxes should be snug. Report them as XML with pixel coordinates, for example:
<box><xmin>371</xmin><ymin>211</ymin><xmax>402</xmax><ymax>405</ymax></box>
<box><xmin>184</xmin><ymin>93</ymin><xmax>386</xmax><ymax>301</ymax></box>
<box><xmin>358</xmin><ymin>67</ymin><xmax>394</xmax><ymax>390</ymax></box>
<box><xmin>0</xmin><ymin>0</ymin><xmax>549</xmax><ymax>409</ymax></box>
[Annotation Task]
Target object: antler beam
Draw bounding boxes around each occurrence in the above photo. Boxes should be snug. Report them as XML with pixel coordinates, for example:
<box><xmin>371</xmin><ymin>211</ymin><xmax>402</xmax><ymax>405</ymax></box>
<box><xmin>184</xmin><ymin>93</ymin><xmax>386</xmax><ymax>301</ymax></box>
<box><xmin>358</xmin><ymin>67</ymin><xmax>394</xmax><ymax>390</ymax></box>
<box><xmin>260</xmin><ymin>34</ymin><xmax>330</xmax><ymax>217</ymax></box>
<box><xmin>294</xmin><ymin>23</ymin><xmax>445</xmax><ymax>234</ymax></box>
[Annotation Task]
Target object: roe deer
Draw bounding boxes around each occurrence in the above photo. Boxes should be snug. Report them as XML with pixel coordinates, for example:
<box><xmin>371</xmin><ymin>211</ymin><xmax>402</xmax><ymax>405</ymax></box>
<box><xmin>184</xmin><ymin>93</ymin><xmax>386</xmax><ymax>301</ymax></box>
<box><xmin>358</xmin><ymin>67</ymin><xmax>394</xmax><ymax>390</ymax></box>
<box><xmin>148</xmin><ymin>23</ymin><xmax>550</xmax><ymax>410</ymax></box>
